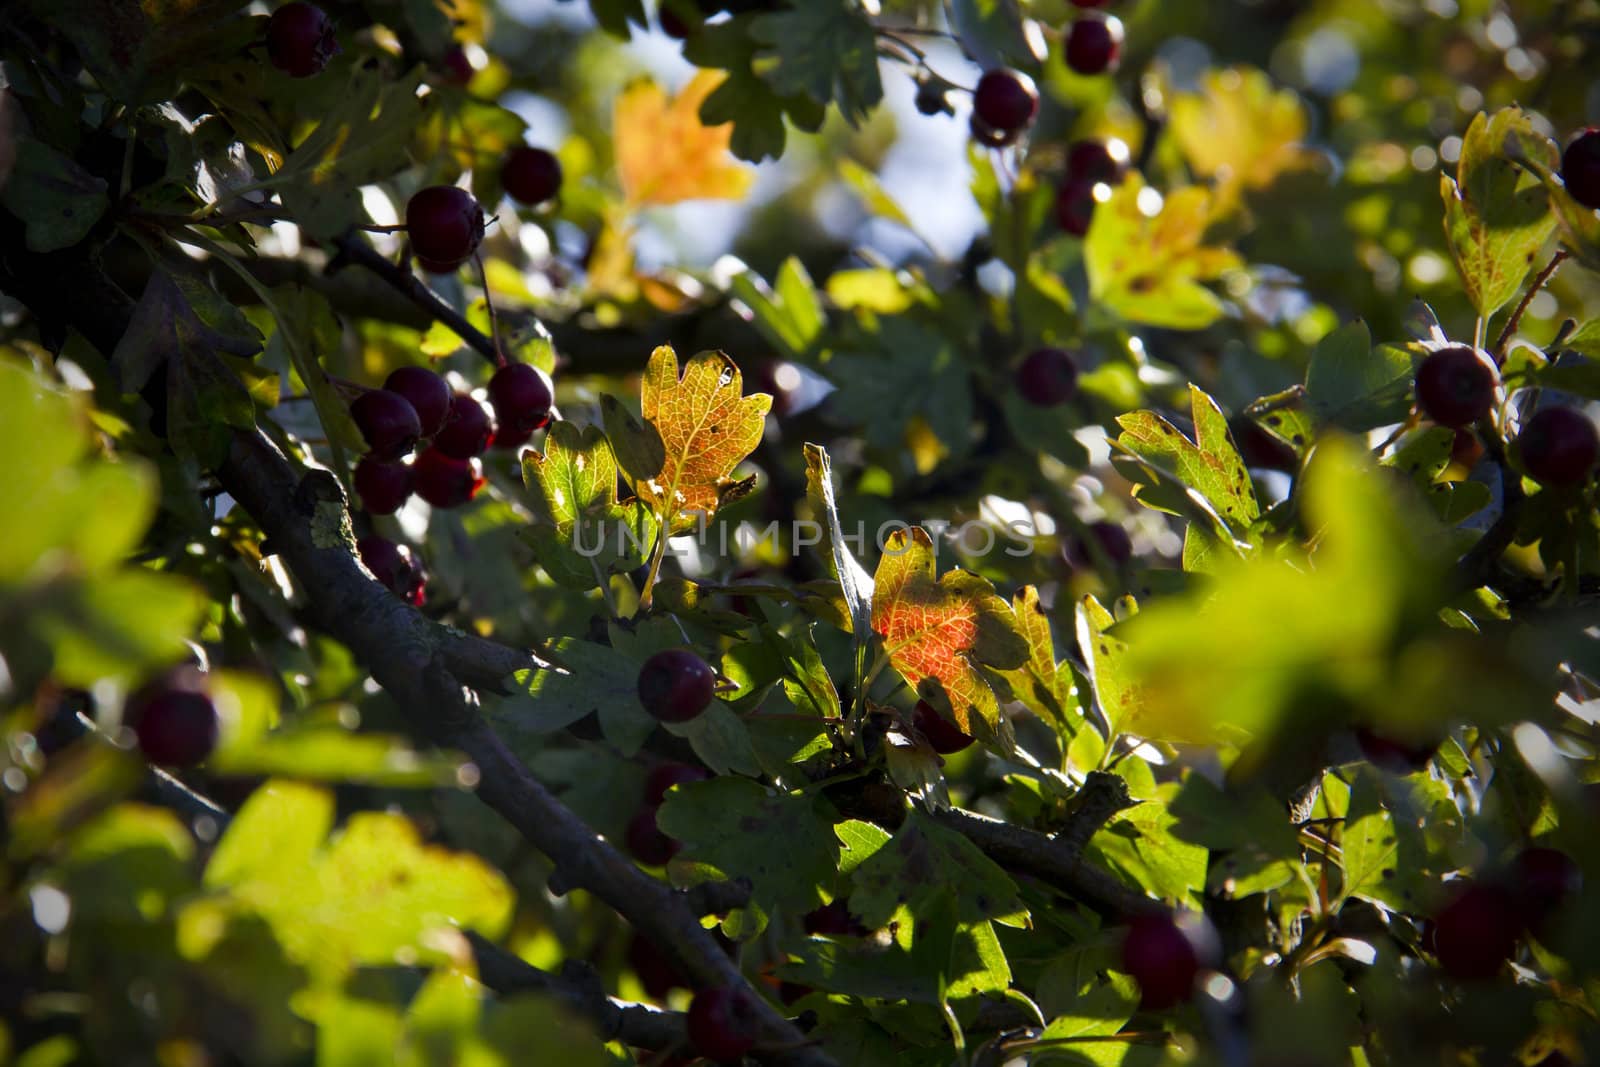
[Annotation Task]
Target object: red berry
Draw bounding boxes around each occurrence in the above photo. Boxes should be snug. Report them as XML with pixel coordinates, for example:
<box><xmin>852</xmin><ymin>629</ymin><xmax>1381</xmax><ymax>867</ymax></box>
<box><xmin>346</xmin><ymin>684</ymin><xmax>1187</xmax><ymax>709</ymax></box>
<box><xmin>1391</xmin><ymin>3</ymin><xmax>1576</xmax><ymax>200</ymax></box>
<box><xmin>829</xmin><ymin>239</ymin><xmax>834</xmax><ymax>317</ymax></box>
<box><xmin>624</xmin><ymin>807</ymin><xmax>680</xmax><ymax>866</ymax></box>
<box><xmin>433</xmin><ymin>393</ymin><xmax>493</xmax><ymax>459</ymax></box>
<box><xmin>1450</xmin><ymin>428</ymin><xmax>1485</xmax><ymax>471</ymax></box>
<box><xmin>686</xmin><ymin>987</ymin><xmax>760</xmax><ymax>1063</ymax></box>
<box><xmin>1431</xmin><ymin>883</ymin><xmax>1521</xmax><ymax>980</ymax></box>
<box><xmin>1510</xmin><ymin>847</ymin><xmax>1582</xmax><ymax>930</ymax></box>
<box><xmin>628</xmin><ymin>934</ymin><xmax>687</xmax><ymax>1000</ymax></box>
<box><xmin>1065</xmin><ymin>15</ymin><xmax>1123</xmax><ymax>76</ymax></box>
<box><xmin>412</xmin><ymin>448</ymin><xmax>483</xmax><ymax>508</ymax></box>
<box><xmin>1067</xmin><ymin>137</ymin><xmax>1131</xmax><ymax>184</ymax></box>
<box><xmin>1065</xmin><ymin>520</ymin><xmax>1133</xmax><ymax>570</ymax></box>
<box><xmin>637</xmin><ymin>649</ymin><xmax>717</xmax><ymax>723</ymax></box>
<box><xmin>913</xmin><ymin>700</ymin><xmax>974</xmax><ymax>755</ymax></box>
<box><xmin>1355</xmin><ymin>727</ymin><xmax>1437</xmax><ymax>774</ymax></box>
<box><xmin>383</xmin><ymin>366</ymin><xmax>452</xmax><ymax>436</ymax></box>
<box><xmin>440</xmin><ymin>45</ymin><xmax>473</xmax><ymax>86</ymax></box>
<box><xmin>406</xmin><ymin>186</ymin><xmax>485</xmax><ymax>273</ymax></box>
<box><xmin>487</xmin><ymin>363</ymin><xmax>555</xmax><ymax>436</ymax></box>
<box><xmin>1516</xmin><ymin>406</ymin><xmax>1599</xmax><ymax>487</ymax></box>
<box><xmin>1120</xmin><ymin>910</ymin><xmax>1219</xmax><ymax>1010</ymax></box>
<box><xmin>502</xmin><ymin>147</ymin><xmax>563</xmax><ymax>206</ymax></box>
<box><xmin>127</xmin><ymin>667</ymin><xmax>220</xmax><ymax>767</ymax></box>
<box><xmin>803</xmin><ymin>899</ymin><xmax>868</xmax><ymax>937</ymax></box>
<box><xmin>354</xmin><ymin>456</ymin><xmax>413</xmax><ymax>515</ymax></box>
<box><xmin>644</xmin><ymin>761</ymin><xmax>712</xmax><ymax>806</ymax></box>
<box><xmin>350</xmin><ymin>389</ymin><xmax>422</xmax><ymax>460</ymax></box>
<box><xmin>973</xmin><ymin>69</ymin><xmax>1039</xmax><ymax>135</ymax></box>
<box><xmin>1016</xmin><ymin>347</ymin><xmax>1080</xmax><ymax>407</ymax></box>
<box><xmin>358</xmin><ymin>534</ymin><xmax>424</xmax><ymax>603</ymax></box>
<box><xmin>1054</xmin><ymin>177</ymin><xmax>1098</xmax><ymax>236</ymax></box>
<box><xmin>266</xmin><ymin>2</ymin><xmax>338</xmax><ymax>78</ymax></box>
<box><xmin>1414</xmin><ymin>345</ymin><xmax>1498</xmax><ymax>428</ymax></box>
<box><xmin>969</xmin><ymin>113</ymin><xmax>1018</xmax><ymax>149</ymax></box>
<box><xmin>1561</xmin><ymin>128</ymin><xmax>1600</xmax><ymax>209</ymax></box>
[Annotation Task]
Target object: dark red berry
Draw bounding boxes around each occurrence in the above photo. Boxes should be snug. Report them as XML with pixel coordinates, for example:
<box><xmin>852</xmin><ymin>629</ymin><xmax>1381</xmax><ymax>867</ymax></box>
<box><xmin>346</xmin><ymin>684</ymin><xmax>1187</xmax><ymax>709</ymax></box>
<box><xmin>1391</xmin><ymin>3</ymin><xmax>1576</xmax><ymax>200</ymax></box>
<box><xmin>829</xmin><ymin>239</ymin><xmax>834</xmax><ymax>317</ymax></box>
<box><xmin>1016</xmin><ymin>347</ymin><xmax>1080</xmax><ymax>407</ymax></box>
<box><xmin>354</xmin><ymin>456</ymin><xmax>413</xmax><ymax>515</ymax></box>
<box><xmin>351</xmin><ymin>389</ymin><xmax>422</xmax><ymax>460</ymax></box>
<box><xmin>358</xmin><ymin>535</ymin><xmax>421</xmax><ymax>601</ymax></box>
<box><xmin>803</xmin><ymin>899</ymin><xmax>868</xmax><ymax>937</ymax></box>
<box><xmin>1561</xmin><ymin>128</ymin><xmax>1600</xmax><ymax>209</ymax></box>
<box><xmin>490</xmin><ymin>423</ymin><xmax>536</xmax><ymax>451</ymax></box>
<box><xmin>1055</xmin><ymin>177</ymin><xmax>1098</xmax><ymax>236</ymax></box>
<box><xmin>1067</xmin><ymin>137</ymin><xmax>1130</xmax><ymax>184</ymax></box>
<box><xmin>487</xmin><ymin>363</ymin><xmax>555</xmax><ymax>436</ymax></box>
<box><xmin>1431</xmin><ymin>883</ymin><xmax>1521</xmax><ymax>980</ymax></box>
<box><xmin>433</xmin><ymin>393</ymin><xmax>493</xmax><ymax>459</ymax></box>
<box><xmin>1355</xmin><ymin>727</ymin><xmax>1437</xmax><ymax>774</ymax></box>
<box><xmin>687</xmin><ymin>987</ymin><xmax>760</xmax><ymax>1063</ymax></box>
<box><xmin>1065</xmin><ymin>15</ymin><xmax>1123</xmax><ymax>76</ymax></box>
<box><xmin>440</xmin><ymin>45</ymin><xmax>473</xmax><ymax>86</ymax></box>
<box><xmin>644</xmin><ymin>762</ymin><xmax>712</xmax><ymax>806</ymax></box>
<box><xmin>502</xmin><ymin>146</ymin><xmax>564</xmax><ymax>207</ymax></box>
<box><xmin>1070</xmin><ymin>0</ymin><xmax>1111</xmax><ymax>6</ymax></box>
<box><xmin>1511</xmin><ymin>847</ymin><xmax>1582</xmax><ymax>930</ymax></box>
<box><xmin>1415</xmin><ymin>345</ymin><xmax>1498</xmax><ymax>428</ymax></box>
<box><xmin>624</xmin><ymin>808</ymin><xmax>680</xmax><ymax>866</ymax></box>
<box><xmin>1120</xmin><ymin>910</ymin><xmax>1219</xmax><ymax>1010</ymax></box>
<box><xmin>266</xmin><ymin>2</ymin><xmax>338</xmax><ymax>78</ymax></box>
<box><xmin>127</xmin><ymin>667</ymin><xmax>220</xmax><ymax>768</ymax></box>
<box><xmin>1450</xmin><ymin>428</ymin><xmax>1485</xmax><ymax>470</ymax></box>
<box><xmin>1230</xmin><ymin>417</ymin><xmax>1299</xmax><ymax>472</ymax></box>
<box><xmin>406</xmin><ymin>186</ymin><xmax>485</xmax><ymax>273</ymax></box>
<box><xmin>913</xmin><ymin>700</ymin><xmax>974</xmax><ymax>755</ymax></box>
<box><xmin>637</xmin><ymin>649</ymin><xmax>717</xmax><ymax>723</ymax></box>
<box><xmin>915</xmin><ymin>81</ymin><xmax>950</xmax><ymax>116</ymax></box>
<box><xmin>412</xmin><ymin>448</ymin><xmax>483</xmax><ymax>508</ymax></box>
<box><xmin>383</xmin><ymin>365</ymin><xmax>452</xmax><ymax>436</ymax></box>
<box><xmin>628</xmin><ymin>934</ymin><xmax>687</xmax><ymax>1000</ymax></box>
<box><xmin>1516</xmin><ymin>406</ymin><xmax>1600</xmax><ymax>487</ymax></box>
<box><xmin>1065</xmin><ymin>520</ymin><xmax>1133</xmax><ymax>570</ymax></box>
<box><xmin>969</xmin><ymin>113</ymin><xmax>1018</xmax><ymax>149</ymax></box>
<box><xmin>973</xmin><ymin>69</ymin><xmax>1039</xmax><ymax>135</ymax></box>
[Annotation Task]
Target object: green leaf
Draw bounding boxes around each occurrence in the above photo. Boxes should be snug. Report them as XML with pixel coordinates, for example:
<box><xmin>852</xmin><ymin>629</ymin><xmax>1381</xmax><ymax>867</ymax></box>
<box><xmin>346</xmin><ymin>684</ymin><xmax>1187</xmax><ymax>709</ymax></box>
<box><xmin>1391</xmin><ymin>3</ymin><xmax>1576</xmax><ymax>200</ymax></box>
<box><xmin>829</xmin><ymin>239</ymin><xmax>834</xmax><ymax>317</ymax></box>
<box><xmin>687</xmin><ymin>19</ymin><xmax>823</xmax><ymax>163</ymax></box>
<box><xmin>0</xmin><ymin>139</ymin><xmax>109</xmax><ymax>252</ymax></box>
<box><xmin>1074</xmin><ymin>594</ymin><xmax>1141</xmax><ymax>742</ymax></box>
<box><xmin>587</xmin><ymin>0</ymin><xmax>648</xmax><ymax>37</ymax></box>
<box><xmin>262</xmin><ymin>284</ymin><xmax>365</xmax><ymax>456</ymax></box>
<box><xmin>837</xmin><ymin>160</ymin><xmax>916</xmax><ymax>231</ymax></box>
<box><xmin>41</xmin><ymin>568</ymin><xmax>207</xmax><ymax>687</ymax></box>
<box><xmin>274</xmin><ymin>66</ymin><xmax>427</xmax><ymax>240</ymax></box>
<box><xmin>826</xmin><ymin>318</ymin><xmax>972</xmax><ymax>454</ymax></box>
<box><xmin>1001</xmin><ymin>585</ymin><xmax>1083</xmax><ymax>738</ymax></box>
<box><xmin>1338</xmin><ymin>770</ymin><xmax>1432</xmax><ymax>911</ymax></box>
<box><xmin>802</xmin><ymin>443</ymin><xmax>874</xmax><ymax>639</ymax></box>
<box><xmin>950</xmin><ymin>0</ymin><xmax>1043</xmax><ymax>69</ymax></box>
<box><xmin>657</xmin><ymin>777</ymin><xmax>838</xmax><ymax>913</ymax></box>
<box><xmin>203</xmin><ymin>781</ymin><xmax>513</xmax><ymax>983</ymax></box>
<box><xmin>1304</xmin><ymin>321</ymin><xmax>1414</xmax><ymax>432</ymax></box>
<box><xmin>662</xmin><ymin>701</ymin><xmax>763</xmax><ymax>777</ymax></box>
<box><xmin>729</xmin><ymin>259</ymin><xmax>824</xmax><ymax>361</ymax></box>
<box><xmin>1036</xmin><ymin>970</ymin><xmax>1139</xmax><ymax>1044</ymax></box>
<box><xmin>1086</xmin><ymin>785</ymin><xmax>1208</xmax><ymax>907</ymax></box>
<box><xmin>494</xmin><ymin>639</ymin><xmax>658</xmax><ymax>757</ymax></box>
<box><xmin>1440</xmin><ymin>109</ymin><xmax>1558</xmax><ymax>319</ymax></box>
<box><xmin>848</xmin><ymin>811</ymin><xmax>1027</xmax><ymax>929</ymax></box>
<box><xmin>520</xmin><ymin>422</ymin><xmax>657</xmax><ymax>588</ymax></box>
<box><xmin>749</xmin><ymin>2</ymin><xmax>883</xmax><ymax>126</ymax></box>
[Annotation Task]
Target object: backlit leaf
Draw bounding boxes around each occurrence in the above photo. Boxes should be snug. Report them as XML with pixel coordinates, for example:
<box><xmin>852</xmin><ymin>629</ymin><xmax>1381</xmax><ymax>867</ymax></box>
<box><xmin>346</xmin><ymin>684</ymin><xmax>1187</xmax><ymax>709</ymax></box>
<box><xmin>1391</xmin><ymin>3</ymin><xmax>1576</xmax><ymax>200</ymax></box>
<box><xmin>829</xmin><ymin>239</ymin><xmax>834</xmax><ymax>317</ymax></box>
<box><xmin>1086</xmin><ymin>177</ymin><xmax>1243</xmax><ymax>330</ymax></box>
<box><xmin>521</xmin><ymin>422</ymin><xmax>657</xmax><ymax>587</ymax></box>
<box><xmin>1001</xmin><ymin>585</ymin><xmax>1081</xmax><ymax>737</ymax></box>
<box><xmin>1170</xmin><ymin>67</ymin><xmax>1316</xmax><ymax>192</ymax></box>
<box><xmin>615</xmin><ymin>71</ymin><xmax>754</xmax><ymax>208</ymax></box>
<box><xmin>871</xmin><ymin>527</ymin><xmax>1028</xmax><ymax>738</ymax></box>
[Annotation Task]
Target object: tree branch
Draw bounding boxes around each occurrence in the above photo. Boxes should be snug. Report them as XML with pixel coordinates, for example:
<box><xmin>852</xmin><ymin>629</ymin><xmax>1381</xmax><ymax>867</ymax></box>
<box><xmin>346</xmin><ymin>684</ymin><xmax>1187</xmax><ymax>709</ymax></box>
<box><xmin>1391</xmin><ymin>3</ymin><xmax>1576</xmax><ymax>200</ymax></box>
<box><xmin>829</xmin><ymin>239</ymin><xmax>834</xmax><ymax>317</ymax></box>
<box><xmin>1494</xmin><ymin>250</ymin><xmax>1568</xmax><ymax>358</ymax></box>
<box><xmin>214</xmin><ymin>428</ymin><xmax>836</xmax><ymax>1067</ymax></box>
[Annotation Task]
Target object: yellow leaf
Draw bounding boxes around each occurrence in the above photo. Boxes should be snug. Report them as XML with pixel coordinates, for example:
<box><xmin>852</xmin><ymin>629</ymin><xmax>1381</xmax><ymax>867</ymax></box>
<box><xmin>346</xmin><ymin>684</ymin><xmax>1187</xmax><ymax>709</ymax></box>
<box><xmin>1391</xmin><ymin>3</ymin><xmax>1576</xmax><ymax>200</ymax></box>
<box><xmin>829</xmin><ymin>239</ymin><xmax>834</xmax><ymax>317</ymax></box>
<box><xmin>872</xmin><ymin>528</ymin><xmax>1027</xmax><ymax>738</ymax></box>
<box><xmin>1085</xmin><ymin>176</ymin><xmax>1244</xmax><ymax>330</ymax></box>
<box><xmin>620</xmin><ymin>345</ymin><xmax>770</xmax><ymax>528</ymax></box>
<box><xmin>614</xmin><ymin>71</ymin><xmax>754</xmax><ymax>208</ymax></box>
<box><xmin>1170</xmin><ymin>67</ymin><xmax>1316</xmax><ymax>192</ymax></box>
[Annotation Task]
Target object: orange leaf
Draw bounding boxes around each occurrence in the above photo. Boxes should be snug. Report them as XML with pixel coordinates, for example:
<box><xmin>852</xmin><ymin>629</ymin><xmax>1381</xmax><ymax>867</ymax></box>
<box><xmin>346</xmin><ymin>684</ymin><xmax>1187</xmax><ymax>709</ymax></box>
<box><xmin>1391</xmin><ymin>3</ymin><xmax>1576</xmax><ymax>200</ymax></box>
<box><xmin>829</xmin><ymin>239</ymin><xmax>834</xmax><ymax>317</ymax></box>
<box><xmin>614</xmin><ymin>71</ymin><xmax>754</xmax><ymax>208</ymax></box>
<box><xmin>871</xmin><ymin>528</ymin><xmax>1027</xmax><ymax>737</ymax></box>
<box><xmin>621</xmin><ymin>345</ymin><xmax>770</xmax><ymax>529</ymax></box>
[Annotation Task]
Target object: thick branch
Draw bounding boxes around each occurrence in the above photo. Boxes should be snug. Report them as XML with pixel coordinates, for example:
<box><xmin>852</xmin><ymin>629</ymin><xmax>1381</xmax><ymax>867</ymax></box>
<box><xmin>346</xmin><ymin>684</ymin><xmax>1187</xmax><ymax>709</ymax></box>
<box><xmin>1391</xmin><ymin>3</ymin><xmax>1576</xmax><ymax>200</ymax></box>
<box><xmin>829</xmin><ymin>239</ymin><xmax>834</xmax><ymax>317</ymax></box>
<box><xmin>215</xmin><ymin>428</ymin><xmax>834</xmax><ymax>1067</ymax></box>
<box><xmin>434</xmin><ymin>626</ymin><xmax>547</xmax><ymax>694</ymax></box>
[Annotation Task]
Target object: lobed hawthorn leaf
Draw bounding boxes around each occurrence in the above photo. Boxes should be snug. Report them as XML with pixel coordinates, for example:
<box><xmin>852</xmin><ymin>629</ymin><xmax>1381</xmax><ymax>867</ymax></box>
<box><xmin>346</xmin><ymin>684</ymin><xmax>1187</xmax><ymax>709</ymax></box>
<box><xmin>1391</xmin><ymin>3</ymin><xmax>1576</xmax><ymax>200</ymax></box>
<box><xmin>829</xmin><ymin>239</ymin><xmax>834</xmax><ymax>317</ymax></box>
<box><xmin>1115</xmin><ymin>384</ymin><xmax>1258</xmax><ymax>573</ymax></box>
<box><xmin>1086</xmin><ymin>176</ymin><xmax>1243</xmax><ymax>330</ymax></box>
<box><xmin>1170</xmin><ymin>66</ymin><xmax>1318</xmax><ymax>193</ymax></box>
<box><xmin>748</xmin><ymin>2</ymin><xmax>883</xmax><ymax>127</ymax></box>
<box><xmin>871</xmin><ymin>527</ymin><xmax>1028</xmax><ymax>739</ymax></box>
<box><xmin>612</xmin><ymin>345</ymin><xmax>771</xmax><ymax>532</ymax></box>
<box><xmin>615</xmin><ymin>71</ymin><xmax>754</xmax><ymax>207</ymax></box>
<box><xmin>950</xmin><ymin>0</ymin><xmax>1044</xmax><ymax>71</ymax></box>
<box><xmin>1000</xmin><ymin>585</ymin><xmax>1082</xmax><ymax>739</ymax></box>
<box><xmin>520</xmin><ymin>422</ymin><xmax>656</xmax><ymax>589</ymax></box>
<box><xmin>687</xmin><ymin>18</ymin><xmax>826</xmax><ymax>163</ymax></box>
<box><xmin>848</xmin><ymin>810</ymin><xmax>1027</xmax><ymax>930</ymax></box>
<box><xmin>1304</xmin><ymin>321</ymin><xmax>1414</xmax><ymax>432</ymax></box>
<box><xmin>0</xmin><ymin>139</ymin><xmax>109</xmax><ymax>253</ymax></box>
<box><xmin>494</xmin><ymin>637</ymin><xmax>657</xmax><ymax>757</ymax></box>
<box><xmin>1502</xmin><ymin>117</ymin><xmax>1600</xmax><ymax>274</ymax></box>
<box><xmin>1440</xmin><ymin>108</ymin><xmax>1558</xmax><ymax>319</ymax></box>
<box><xmin>1075</xmin><ymin>594</ymin><xmax>1145</xmax><ymax>744</ymax></box>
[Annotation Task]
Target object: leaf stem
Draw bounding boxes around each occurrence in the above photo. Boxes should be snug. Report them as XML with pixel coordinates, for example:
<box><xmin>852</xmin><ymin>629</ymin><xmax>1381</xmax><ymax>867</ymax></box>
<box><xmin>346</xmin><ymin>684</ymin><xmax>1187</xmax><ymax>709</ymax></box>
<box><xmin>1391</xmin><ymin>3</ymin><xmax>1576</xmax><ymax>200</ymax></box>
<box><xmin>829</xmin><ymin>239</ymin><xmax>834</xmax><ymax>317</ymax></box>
<box><xmin>1494</xmin><ymin>250</ymin><xmax>1568</xmax><ymax>358</ymax></box>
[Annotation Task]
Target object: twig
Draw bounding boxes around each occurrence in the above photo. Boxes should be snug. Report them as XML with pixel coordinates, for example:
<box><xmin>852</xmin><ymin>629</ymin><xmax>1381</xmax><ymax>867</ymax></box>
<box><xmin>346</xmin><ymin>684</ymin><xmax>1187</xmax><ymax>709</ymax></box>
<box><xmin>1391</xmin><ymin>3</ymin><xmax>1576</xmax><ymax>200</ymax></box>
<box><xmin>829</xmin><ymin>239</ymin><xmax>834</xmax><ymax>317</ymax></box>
<box><xmin>214</xmin><ymin>430</ymin><xmax>837</xmax><ymax>1067</ymax></box>
<box><xmin>434</xmin><ymin>626</ymin><xmax>548</xmax><ymax>694</ymax></box>
<box><xmin>1495</xmin><ymin>250</ymin><xmax>1569</xmax><ymax>358</ymax></box>
<box><xmin>326</xmin><ymin>231</ymin><xmax>501</xmax><ymax>369</ymax></box>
